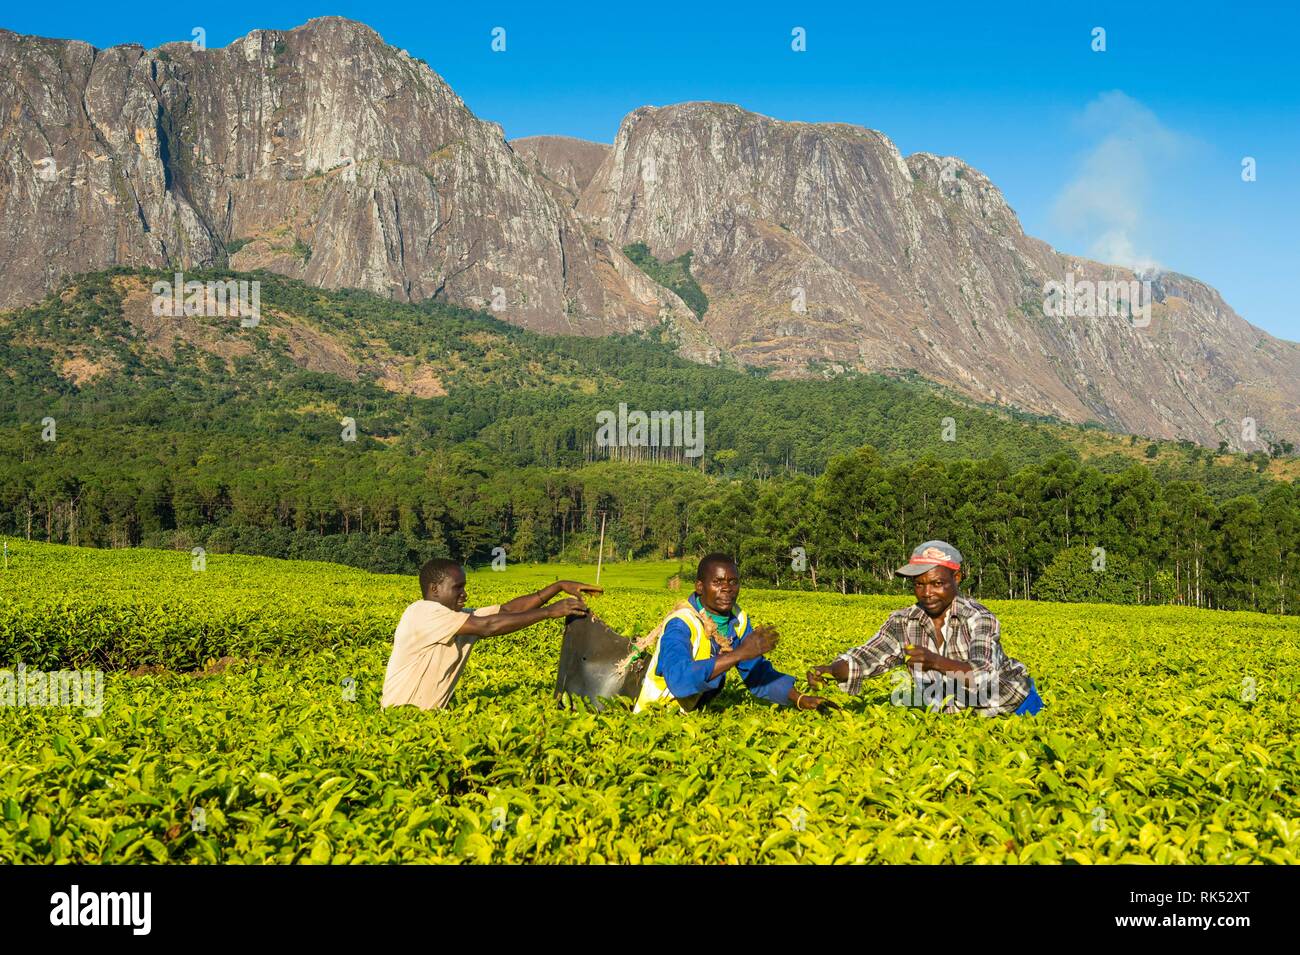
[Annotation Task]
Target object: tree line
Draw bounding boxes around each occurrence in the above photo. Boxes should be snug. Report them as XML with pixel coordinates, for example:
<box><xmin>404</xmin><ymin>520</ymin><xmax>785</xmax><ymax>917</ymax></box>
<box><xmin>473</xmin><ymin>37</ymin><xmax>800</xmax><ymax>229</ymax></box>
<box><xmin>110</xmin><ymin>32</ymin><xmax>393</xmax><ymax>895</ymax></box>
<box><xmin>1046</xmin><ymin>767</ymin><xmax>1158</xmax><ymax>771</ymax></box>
<box><xmin>2</xmin><ymin>428</ymin><xmax>1297</xmax><ymax>615</ymax></box>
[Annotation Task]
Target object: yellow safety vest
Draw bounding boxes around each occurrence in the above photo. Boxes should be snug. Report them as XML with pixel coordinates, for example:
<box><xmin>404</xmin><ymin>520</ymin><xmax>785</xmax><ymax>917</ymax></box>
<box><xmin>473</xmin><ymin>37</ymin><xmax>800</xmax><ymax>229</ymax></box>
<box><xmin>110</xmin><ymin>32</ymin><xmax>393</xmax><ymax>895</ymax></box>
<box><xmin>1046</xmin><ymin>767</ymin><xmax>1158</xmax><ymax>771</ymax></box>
<box><xmin>633</xmin><ymin>603</ymin><xmax>749</xmax><ymax>713</ymax></box>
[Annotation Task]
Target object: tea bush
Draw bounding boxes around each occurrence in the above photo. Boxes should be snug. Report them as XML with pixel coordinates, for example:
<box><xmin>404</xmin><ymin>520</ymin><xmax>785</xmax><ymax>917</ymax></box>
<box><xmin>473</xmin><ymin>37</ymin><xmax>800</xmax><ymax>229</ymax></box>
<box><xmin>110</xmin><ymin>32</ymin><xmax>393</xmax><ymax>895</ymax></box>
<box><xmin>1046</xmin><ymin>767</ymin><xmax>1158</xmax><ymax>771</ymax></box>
<box><xmin>2</xmin><ymin>540</ymin><xmax>1298</xmax><ymax>863</ymax></box>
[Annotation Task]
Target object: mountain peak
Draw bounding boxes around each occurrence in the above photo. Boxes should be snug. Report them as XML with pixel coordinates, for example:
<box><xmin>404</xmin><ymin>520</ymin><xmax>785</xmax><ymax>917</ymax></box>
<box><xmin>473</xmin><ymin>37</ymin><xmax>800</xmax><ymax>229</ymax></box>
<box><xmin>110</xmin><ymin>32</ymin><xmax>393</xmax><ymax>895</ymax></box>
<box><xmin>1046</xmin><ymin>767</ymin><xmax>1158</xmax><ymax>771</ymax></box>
<box><xmin>1</xmin><ymin>19</ymin><xmax>1296</xmax><ymax>446</ymax></box>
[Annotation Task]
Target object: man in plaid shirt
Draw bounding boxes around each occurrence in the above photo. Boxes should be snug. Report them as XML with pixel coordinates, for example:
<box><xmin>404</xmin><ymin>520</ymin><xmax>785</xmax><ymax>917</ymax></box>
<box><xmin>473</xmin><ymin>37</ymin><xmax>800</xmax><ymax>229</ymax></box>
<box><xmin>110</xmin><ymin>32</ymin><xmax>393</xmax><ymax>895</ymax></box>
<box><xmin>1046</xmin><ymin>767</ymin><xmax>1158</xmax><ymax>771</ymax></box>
<box><xmin>807</xmin><ymin>540</ymin><xmax>1044</xmax><ymax>716</ymax></box>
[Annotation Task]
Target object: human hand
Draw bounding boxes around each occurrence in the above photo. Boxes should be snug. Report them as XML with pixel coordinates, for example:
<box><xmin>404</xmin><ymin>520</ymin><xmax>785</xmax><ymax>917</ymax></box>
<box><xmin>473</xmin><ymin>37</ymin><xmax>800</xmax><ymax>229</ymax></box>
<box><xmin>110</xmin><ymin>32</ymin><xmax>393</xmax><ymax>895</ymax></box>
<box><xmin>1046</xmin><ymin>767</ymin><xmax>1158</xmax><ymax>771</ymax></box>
<box><xmin>797</xmin><ymin>692</ymin><xmax>840</xmax><ymax>711</ymax></box>
<box><xmin>789</xmin><ymin>685</ymin><xmax>840</xmax><ymax>711</ymax></box>
<box><xmin>740</xmin><ymin>624</ymin><xmax>779</xmax><ymax>659</ymax></box>
<box><xmin>556</xmin><ymin>580</ymin><xmax>603</xmax><ymax>598</ymax></box>
<box><xmin>806</xmin><ymin>664</ymin><xmax>836</xmax><ymax>689</ymax></box>
<box><xmin>549</xmin><ymin>597</ymin><xmax>589</xmax><ymax>618</ymax></box>
<box><xmin>904</xmin><ymin>643</ymin><xmax>937</xmax><ymax>670</ymax></box>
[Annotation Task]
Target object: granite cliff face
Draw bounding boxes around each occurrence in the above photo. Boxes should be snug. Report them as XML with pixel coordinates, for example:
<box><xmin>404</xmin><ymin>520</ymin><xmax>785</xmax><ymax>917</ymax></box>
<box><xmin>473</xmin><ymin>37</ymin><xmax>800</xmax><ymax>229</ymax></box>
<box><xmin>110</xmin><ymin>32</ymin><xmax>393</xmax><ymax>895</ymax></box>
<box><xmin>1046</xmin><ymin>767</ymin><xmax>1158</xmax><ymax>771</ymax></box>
<box><xmin>512</xmin><ymin>135</ymin><xmax>610</xmax><ymax>201</ymax></box>
<box><xmin>574</xmin><ymin>102</ymin><xmax>1300</xmax><ymax>444</ymax></box>
<box><xmin>2</xmin><ymin>18</ymin><xmax>1297</xmax><ymax>445</ymax></box>
<box><xmin>0</xmin><ymin>18</ymin><xmax>705</xmax><ymax>346</ymax></box>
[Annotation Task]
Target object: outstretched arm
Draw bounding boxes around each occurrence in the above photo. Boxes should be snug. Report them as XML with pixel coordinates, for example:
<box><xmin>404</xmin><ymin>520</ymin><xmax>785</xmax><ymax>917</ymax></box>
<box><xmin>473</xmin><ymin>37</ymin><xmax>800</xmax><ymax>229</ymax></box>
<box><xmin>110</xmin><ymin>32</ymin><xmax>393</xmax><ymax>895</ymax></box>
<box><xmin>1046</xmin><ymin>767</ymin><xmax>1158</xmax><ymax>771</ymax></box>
<box><xmin>809</xmin><ymin>657</ymin><xmax>851</xmax><ymax>686</ymax></box>
<box><xmin>501</xmin><ymin>580</ymin><xmax>602</xmax><ymax>613</ymax></box>
<box><xmin>456</xmin><ymin>597</ymin><xmax>587</xmax><ymax>639</ymax></box>
<box><xmin>730</xmin><ymin>621</ymin><xmax>837</xmax><ymax>710</ymax></box>
<box><xmin>807</xmin><ymin>616</ymin><xmax>907</xmax><ymax>695</ymax></box>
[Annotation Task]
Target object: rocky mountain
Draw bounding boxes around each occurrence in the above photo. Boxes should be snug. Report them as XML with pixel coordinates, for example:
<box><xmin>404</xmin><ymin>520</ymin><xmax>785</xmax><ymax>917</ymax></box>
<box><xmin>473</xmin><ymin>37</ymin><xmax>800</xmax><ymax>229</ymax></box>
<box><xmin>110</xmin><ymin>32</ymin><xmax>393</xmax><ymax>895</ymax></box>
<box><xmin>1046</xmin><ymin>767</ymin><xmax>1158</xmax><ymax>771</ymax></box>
<box><xmin>512</xmin><ymin>136</ymin><xmax>610</xmax><ymax>202</ymax></box>
<box><xmin>2</xmin><ymin>17</ymin><xmax>1297</xmax><ymax>446</ymax></box>
<box><xmin>571</xmin><ymin>103</ymin><xmax>1300</xmax><ymax>446</ymax></box>
<box><xmin>0</xmin><ymin>18</ymin><xmax>707</xmax><ymax>350</ymax></box>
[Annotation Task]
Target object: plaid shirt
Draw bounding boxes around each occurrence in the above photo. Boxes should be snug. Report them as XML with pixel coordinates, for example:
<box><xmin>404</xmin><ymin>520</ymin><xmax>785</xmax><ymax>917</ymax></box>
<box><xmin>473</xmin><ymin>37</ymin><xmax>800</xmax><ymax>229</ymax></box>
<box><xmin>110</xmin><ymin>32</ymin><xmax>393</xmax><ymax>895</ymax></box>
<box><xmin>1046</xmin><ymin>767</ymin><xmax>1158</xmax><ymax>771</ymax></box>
<box><xmin>836</xmin><ymin>595</ymin><xmax>1030</xmax><ymax>715</ymax></box>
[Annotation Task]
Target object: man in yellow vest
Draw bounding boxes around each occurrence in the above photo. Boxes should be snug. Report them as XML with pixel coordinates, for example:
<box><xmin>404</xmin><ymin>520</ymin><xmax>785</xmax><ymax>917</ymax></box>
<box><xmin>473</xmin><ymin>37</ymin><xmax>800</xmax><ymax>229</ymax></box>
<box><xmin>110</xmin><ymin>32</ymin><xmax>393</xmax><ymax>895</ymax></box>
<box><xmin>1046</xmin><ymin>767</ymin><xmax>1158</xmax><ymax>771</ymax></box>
<box><xmin>635</xmin><ymin>553</ymin><xmax>835</xmax><ymax>713</ymax></box>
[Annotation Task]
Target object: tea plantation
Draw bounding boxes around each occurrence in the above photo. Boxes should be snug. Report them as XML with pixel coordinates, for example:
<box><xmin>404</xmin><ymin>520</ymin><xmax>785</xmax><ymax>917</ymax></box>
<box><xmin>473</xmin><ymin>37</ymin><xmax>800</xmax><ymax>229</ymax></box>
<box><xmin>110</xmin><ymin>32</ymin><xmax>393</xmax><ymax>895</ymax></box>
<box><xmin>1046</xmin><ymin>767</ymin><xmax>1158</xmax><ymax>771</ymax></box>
<box><xmin>1</xmin><ymin>539</ymin><xmax>1297</xmax><ymax>863</ymax></box>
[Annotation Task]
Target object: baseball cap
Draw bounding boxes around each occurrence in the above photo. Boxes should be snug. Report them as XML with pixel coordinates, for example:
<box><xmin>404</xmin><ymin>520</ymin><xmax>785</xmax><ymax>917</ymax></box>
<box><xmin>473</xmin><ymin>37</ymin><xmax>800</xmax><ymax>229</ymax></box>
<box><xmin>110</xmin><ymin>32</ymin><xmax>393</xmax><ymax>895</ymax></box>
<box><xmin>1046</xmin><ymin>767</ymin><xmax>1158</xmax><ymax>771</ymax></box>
<box><xmin>896</xmin><ymin>540</ymin><xmax>963</xmax><ymax>577</ymax></box>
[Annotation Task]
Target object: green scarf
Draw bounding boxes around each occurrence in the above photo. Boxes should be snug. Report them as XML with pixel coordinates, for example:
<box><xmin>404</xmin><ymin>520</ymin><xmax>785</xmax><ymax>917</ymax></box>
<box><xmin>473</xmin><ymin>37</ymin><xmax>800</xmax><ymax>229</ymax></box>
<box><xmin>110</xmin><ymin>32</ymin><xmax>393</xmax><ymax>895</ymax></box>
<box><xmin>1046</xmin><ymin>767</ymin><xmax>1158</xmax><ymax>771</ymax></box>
<box><xmin>705</xmin><ymin>608</ymin><xmax>732</xmax><ymax>634</ymax></box>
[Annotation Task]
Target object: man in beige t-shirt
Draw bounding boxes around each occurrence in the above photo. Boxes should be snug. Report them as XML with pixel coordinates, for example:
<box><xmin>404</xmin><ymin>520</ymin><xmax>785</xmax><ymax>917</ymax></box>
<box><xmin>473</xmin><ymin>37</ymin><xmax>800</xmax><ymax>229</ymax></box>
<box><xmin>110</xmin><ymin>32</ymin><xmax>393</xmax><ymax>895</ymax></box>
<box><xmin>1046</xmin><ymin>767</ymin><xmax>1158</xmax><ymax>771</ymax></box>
<box><xmin>382</xmin><ymin>558</ymin><xmax>601</xmax><ymax>710</ymax></box>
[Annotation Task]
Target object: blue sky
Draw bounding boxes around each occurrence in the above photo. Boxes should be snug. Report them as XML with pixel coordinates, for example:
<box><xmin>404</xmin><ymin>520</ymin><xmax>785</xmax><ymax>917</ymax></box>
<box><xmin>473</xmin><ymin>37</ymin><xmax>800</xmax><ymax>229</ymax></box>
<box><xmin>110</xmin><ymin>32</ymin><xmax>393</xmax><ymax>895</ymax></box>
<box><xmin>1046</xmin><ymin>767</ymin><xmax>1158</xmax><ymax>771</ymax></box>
<box><xmin>6</xmin><ymin>2</ymin><xmax>1297</xmax><ymax>340</ymax></box>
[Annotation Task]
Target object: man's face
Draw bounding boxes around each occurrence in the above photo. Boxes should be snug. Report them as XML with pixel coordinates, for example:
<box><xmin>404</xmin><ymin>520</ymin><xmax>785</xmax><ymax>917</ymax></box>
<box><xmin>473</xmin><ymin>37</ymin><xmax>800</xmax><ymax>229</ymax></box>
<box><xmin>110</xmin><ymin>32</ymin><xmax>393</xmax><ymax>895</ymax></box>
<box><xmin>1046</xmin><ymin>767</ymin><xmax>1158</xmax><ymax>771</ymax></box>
<box><xmin>912</xmin><ymin>565</ymin><xmax>960</xmax><ymax>618</ymax></box>
<box><xmin>696</xmin><ymin>562</ymin><xmax>740</xmax><ymax>615</ymax></box>
<box><xmin>429</xmin><ymin>567</ymin><xmax>468</xmax><ymax>611</ymax></box>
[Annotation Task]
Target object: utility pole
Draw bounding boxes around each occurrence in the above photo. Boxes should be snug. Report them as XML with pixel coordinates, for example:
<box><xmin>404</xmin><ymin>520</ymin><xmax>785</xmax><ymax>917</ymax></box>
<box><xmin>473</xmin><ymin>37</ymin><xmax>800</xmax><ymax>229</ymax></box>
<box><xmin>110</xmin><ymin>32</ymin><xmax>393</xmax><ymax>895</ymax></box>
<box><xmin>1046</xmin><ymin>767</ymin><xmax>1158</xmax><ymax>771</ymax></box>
<box><xmin>595</xmin><ymin>511</ymin><xmax>607</xmax><ymax>586</ymax></box>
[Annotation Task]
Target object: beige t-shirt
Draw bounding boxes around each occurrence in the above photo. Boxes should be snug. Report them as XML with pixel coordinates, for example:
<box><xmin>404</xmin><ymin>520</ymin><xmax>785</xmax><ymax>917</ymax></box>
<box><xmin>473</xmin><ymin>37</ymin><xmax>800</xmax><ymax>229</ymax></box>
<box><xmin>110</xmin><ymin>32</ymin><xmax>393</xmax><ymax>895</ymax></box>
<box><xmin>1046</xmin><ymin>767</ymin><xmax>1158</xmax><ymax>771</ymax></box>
<box><xmin>381</xmin><ymin>601</ymin><xmax>501</xmax><ymax>711</ymax></box>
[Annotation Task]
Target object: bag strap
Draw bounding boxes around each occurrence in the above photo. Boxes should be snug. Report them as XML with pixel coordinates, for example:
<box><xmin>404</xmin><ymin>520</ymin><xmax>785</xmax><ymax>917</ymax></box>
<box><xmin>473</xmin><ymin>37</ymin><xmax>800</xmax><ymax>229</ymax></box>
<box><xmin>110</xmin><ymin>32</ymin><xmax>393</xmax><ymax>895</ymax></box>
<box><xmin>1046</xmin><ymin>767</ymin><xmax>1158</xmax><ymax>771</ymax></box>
<box><xmin>616</xmin><ymin>599</ymin><xmax>740</xmax><ymax>677</ymax></box>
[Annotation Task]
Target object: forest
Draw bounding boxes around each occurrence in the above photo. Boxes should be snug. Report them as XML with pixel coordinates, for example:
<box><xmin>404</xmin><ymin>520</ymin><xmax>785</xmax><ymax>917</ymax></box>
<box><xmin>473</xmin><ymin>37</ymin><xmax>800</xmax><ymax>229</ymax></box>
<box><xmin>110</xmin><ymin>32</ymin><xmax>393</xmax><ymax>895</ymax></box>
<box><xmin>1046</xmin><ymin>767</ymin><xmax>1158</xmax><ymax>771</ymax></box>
<box><xmin>1</xmin><ymin>267</ymin><xmax>1297</xmax><ymax>614</ymax></box>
